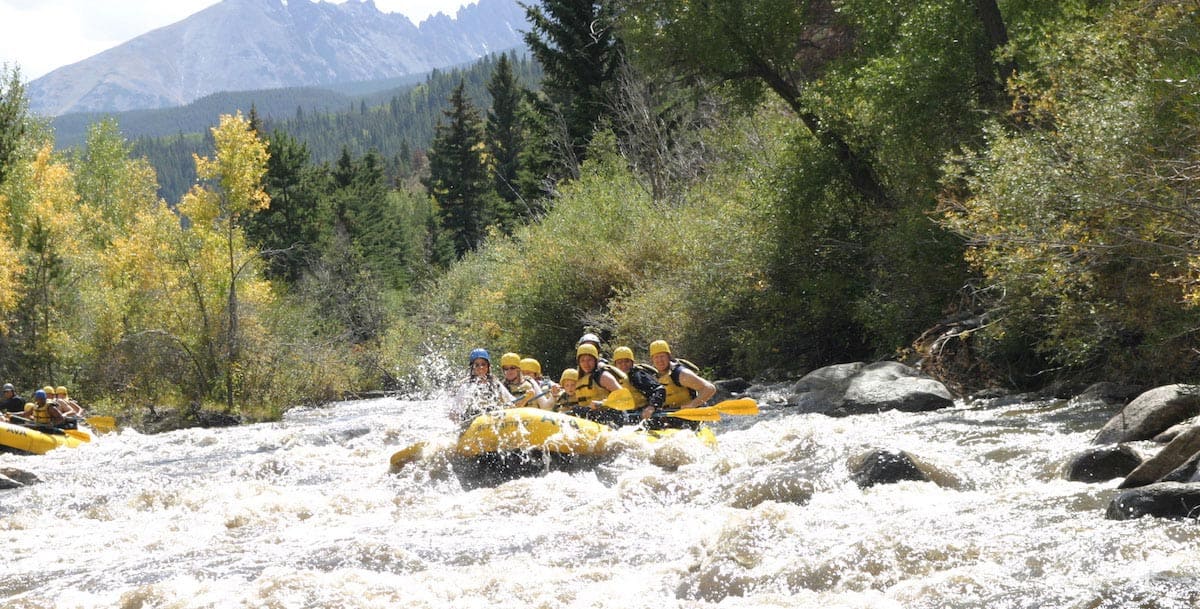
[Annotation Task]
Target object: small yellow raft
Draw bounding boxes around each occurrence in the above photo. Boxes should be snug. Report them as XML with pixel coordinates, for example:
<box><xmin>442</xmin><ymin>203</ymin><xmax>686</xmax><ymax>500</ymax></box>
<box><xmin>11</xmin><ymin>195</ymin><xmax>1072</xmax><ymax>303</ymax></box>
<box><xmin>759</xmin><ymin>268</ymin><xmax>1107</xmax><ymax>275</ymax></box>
<box><xmin>0</xmin><ymin>421</ymin><xmax>88</xmax><ymax>454</ymax></box>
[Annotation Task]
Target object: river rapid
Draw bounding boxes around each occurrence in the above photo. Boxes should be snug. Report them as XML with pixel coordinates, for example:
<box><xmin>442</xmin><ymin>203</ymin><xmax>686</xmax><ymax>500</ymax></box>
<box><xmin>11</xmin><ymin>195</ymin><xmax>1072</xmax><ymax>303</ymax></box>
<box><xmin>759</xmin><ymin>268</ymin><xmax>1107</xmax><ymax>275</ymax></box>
<box><xmin>2</xmin><ymin>386</ymin><xmax>1199</xmax><ymax>608</ymax></box>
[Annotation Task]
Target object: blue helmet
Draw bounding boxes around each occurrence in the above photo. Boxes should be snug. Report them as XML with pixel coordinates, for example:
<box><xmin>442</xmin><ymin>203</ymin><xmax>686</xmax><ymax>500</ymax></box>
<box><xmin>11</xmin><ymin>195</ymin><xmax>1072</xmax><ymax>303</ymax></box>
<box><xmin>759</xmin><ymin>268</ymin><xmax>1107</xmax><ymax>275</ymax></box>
<box><xmin>468</xmin><ymin>348</ymin><xmax>490</xmax><ymax>365</ymax></box>
<box><xmin>33</xmin><ymin>389</ymin><xmax>46</xmax><ymax>399</ymax></box>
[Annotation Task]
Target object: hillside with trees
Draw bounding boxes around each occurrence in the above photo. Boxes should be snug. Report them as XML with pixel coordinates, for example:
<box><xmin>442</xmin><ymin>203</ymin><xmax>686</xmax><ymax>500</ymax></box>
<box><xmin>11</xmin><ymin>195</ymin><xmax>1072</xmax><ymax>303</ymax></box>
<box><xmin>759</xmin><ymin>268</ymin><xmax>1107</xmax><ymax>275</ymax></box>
<box><xmin>0</xmin><ymin>0</ymin><xmax>1197</xmax><ymax>426</ymax></box>
<box><xmin>129</xmin><ymin>53</ymin><xmax>541</xmax><ymax>203</ymax></box>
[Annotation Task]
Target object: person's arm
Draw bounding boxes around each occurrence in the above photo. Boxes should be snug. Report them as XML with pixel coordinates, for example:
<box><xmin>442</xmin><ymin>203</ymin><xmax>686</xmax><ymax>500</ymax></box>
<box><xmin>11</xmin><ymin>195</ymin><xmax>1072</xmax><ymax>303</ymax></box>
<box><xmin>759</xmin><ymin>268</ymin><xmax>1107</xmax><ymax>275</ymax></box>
<box><xmin>507</xmin><ymin>379</ymin><xmax>535</xmax><ymax>408</ymax></box>
<box><xmin>630</xmin><ymin>369</ymin><xmax>665</xmax><ymax>420</ymax></box>
<box><xmin>534</xmin><ymin>381</ymin><xmax>556</xmax><ymax>410</ymax></box>
<box><xmin>677</xmin><ymin>368</ymin><xmax>716</xmax><ymax>410</ymax></box>
<box><xmin>48</xmin><ymin>403</ymin><xmax>67</xmax><ymax>426</ymax></box>
<box><xmin>599</xmin><ymin>371</ymin><xmax>623</xmax><ymax>393</ymax></box>
<box><xmin>495</xmin><ymin>380</ymin><xmax>516</xmax><ymax>406</ymax></box>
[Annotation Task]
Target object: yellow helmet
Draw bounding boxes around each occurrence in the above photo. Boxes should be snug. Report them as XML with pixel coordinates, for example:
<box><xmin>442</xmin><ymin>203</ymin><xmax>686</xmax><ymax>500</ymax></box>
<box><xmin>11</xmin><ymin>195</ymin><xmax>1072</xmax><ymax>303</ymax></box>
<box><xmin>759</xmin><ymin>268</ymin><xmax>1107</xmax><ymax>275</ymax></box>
<box><xmin>500</xmin><ymin>352</ymin><xmax>522</xmax><ymax>369</ymax></box>
<box><xmin>613</xmin><ymin>346</ymin><xmax>634</xmax><ymax>362</ymax></box>
<box><xmin>560</xmin><ymin>368</ymin><xmax>579</xmax><ymax>383</ymax></box>
<box><xmin>649</xmin><ymin>340</ymin><xmax>672</xmax><ymax>357</ymax></box>
<box><xmin>55</xmin><ymin>386</ymin><xmax>68</xmax><ymax>396</ymax></box>
<box><xmin>519</xmin><ymin>357</ymin><xmax>541</xmax><ymax>375</ymax></box>
<box><xmin>576</xmin><ymin>343</ymin><xmax>599</xmax><ymax>360</ymax></box>
<box><xmin>43</xmin><ymin>386</ymin><xmax>55</xmax><ymax>396</ymax></box>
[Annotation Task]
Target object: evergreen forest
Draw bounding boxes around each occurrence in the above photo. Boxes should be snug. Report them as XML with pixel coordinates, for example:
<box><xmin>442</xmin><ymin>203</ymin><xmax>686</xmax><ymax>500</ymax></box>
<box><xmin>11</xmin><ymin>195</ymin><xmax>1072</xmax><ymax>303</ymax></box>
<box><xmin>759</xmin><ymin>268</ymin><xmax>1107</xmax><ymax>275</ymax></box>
<box><xmin>0</xmin><ymin>0</ymin><xmax>1197</xmax><ymax>425</ymax></box>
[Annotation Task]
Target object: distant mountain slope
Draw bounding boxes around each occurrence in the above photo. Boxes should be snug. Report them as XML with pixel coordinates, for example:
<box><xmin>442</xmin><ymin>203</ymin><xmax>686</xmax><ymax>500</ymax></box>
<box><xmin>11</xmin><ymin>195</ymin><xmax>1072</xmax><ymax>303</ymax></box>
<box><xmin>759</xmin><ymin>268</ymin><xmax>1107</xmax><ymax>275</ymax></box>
<box><xmin>49</xmin><ymin>72</ymin><xmax>432</xmax><ymax>149</ymax></box>
<box><xmin>28</xmin><ymin>0</ymin><xmax>526</xmax><ymax>116</ymax></box>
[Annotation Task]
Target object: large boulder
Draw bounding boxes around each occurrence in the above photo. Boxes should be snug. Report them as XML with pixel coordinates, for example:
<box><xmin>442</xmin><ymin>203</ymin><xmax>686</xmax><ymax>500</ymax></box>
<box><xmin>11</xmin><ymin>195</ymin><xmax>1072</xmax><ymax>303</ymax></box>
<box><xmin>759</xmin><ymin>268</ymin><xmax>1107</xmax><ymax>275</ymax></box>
<box><xmin>788</xmin><ymin>362</ymin><xmax>864</xmax><ymax>415</ymax></box>
<box><xmin>1064</xmin><ymin>445</ymin><xmax>1143</xmax><ymax>483</ymax></box>
<box><xmin>1106</xmin><ymin>482</ymin><xmax>1200</xmax><ymax>520</ymax></box>
<box><xmin>1093</xmin><ymin>385</ymin><xmax>1200</xmax><ymax>445</ymax></box>
<box><xmin>835</xmin><ymin>361</ymin><xmax>955</xmax><ymax>415</ymax></box>
<box><xmin>787</xmin><ymin>361</ymin><xmax>956</xmax><ymax>416</ymax></box>
<box><xmin>1118</xmin><ymin>425</ymin><xmax>1200</xmax><ymax>489</ymax></box>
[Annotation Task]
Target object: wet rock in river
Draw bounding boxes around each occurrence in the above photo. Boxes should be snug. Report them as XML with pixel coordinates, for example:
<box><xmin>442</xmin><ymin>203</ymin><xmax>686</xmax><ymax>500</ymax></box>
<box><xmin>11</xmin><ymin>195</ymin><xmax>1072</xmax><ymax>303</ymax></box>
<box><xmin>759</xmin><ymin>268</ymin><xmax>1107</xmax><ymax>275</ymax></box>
<box><xmin>1067</xmin><ymin>382</ymin><xmax>1145</xmax><ymax>414</ymax></box>
<box><xmin>1153</xmin><ymin>416</ymin><xmax>1200</xmax><ymax>443</ymax></box>
<box><xmin>1093</xmin><ymin>384</ymin><xmax>1200</xmax><ymax>445</ymax></box>
<box><xmin>1119</xmin><ymin>425</ymin><xmax>1200</xmax><ymax>489</ymax></box>
<box><xmin>1106</xmin><ymin>482</ymin><xmax>1200</xmax><ymax>520</ymax></box>
<box><xmin>850</xmin><ymin>449</ymin><xmax>930</xmax><ymax>488</ymax></box>
<box><xmin>1065</xmin><ymin>445</ymin><xmax>1143</xmax><ymax>483</ymax></box>
<box><xmin>1159</xmin><ymin>450</ymin><xmax>1200</xmax><ymax>484</ymax></box>
<box><xmin>788</xmin><ymin>361</ymin><xmax>955</xmax><ymax>416</ymax></box>
<box><xmin>835</xmin><ymin>361</ymin><xmax>955</xmax><ymax>415</ymax></box>
<box><xmin>0</xmin><ymin>467</ymin><xmax>40</xmax><ymax>488</ymax></box>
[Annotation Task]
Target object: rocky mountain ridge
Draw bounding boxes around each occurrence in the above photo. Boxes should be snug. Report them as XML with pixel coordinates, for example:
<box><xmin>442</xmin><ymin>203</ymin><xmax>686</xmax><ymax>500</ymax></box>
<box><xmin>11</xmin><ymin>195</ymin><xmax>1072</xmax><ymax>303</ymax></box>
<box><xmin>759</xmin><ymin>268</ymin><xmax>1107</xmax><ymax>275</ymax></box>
<box><xmin>28</xmin><ymin>0</ymin><xmax>526</xmax><ymax>116</ymax></box>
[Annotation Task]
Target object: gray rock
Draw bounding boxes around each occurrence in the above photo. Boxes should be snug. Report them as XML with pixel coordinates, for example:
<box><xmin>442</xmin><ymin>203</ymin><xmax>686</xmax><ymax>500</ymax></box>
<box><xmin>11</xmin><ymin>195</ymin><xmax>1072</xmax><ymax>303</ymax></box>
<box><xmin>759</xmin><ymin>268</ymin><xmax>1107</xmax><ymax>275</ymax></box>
<box><xmin>850</xmin><ymin>449</ymin><xmax>930</xmax><ymax>488</ymax></box>
<box><xmin>1160</xmin><ymin>451</ymin><xmax>1200</xmax><ymax>483</ymax></box>
<box><xmin>1153</xmin><ymin>418</ymin><xmax>1200</xmax><ymax>443</ymax></box>
<box><xmin>790</xmin><ymin>362</ymin><xmax>864</xmax><ymax>394</ymax></box>
<box><xmin>1093</xmin><ymin>384</ymin><xmax>1200</xmax><ymax>445</ymax></box>
<box><xmin>715</xmin><ymin>378</ymin><xmax>751</xmax><ymax>395</ymax></box>
<box><xmin>836</xmin><ymin>361</ymin><xmax>955</xmax><ymax>415</ymax></box>
<box><xmin>0</xmin><ymin>467</ymin><xmax>40</xmax><ymax>488</ymax></box>
<box><xmin>1065</xmin><ymin>445</ymin><xmax>1143</xmax><ymax>483</ymax></box>
<box><xmin>1106</xmin><ymin>482</ymin><xmax>1200</xmax><ymax>520</ymax></box>
<box><xmin>1119</xmin><ymin>426</ymin><xmax>1200</xmax><ymax>489</ymax></box>
<box><xmin>787</xmin><ymin>362</ymin><xmax>864</xmax><ymax>415</ymax></box>
<box><xmin>1068</xmin><ymin>382</ymin><xmax>1145</xmax><ymax>410</ymax></box>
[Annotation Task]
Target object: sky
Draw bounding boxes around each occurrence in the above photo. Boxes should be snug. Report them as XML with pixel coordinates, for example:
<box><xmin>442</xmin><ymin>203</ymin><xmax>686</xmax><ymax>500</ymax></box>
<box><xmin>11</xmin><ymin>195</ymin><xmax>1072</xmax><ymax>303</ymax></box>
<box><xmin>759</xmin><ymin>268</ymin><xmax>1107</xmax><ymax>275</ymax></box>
<box><xmin>0</xmin><ymin>0</ymin><xmax>475</xmax><ymax>80</ymax></box>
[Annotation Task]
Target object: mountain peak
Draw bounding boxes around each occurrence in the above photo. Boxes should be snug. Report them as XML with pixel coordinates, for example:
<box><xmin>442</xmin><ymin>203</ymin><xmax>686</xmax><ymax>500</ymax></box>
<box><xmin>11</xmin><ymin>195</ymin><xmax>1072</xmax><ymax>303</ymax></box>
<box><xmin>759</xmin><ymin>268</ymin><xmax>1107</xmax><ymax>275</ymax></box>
<box><xmin>28</xmin><ymin>0</ymin><xmax>524</xmax><ymax>116</ymax></box>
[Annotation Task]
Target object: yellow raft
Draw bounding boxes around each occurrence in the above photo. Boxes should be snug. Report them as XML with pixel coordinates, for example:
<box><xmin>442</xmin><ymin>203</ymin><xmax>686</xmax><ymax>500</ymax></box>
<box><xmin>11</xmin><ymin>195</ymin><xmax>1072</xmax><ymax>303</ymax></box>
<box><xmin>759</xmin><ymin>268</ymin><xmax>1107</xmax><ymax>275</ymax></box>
<box><xmin>455</xmin><ymin>407</ymin><xmax>716</xmax><ymax>457</ymax></box>
<box><xmin>0</xmin><ymin>421</ymin><xmax>89</xmax><ymax>454</ymax></box>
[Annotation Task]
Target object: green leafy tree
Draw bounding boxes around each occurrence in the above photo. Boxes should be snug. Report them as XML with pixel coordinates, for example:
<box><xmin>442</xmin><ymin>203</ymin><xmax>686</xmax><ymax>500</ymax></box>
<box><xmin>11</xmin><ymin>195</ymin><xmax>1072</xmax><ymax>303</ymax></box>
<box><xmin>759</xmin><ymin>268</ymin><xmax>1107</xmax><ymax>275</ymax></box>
<box><xmin>182</xmin><ymin>112</ymin><xmax>271</xmax><ymax>412</ymax></box>
<box><xmin>941</xmin><ymin>2</ymin><xmax>1200</xmax><ymax>385</ymax></box>
<box><xmin>618</xmin><ymin>0</ymin><xmax>895</xmax><ymax>208</ymax></box>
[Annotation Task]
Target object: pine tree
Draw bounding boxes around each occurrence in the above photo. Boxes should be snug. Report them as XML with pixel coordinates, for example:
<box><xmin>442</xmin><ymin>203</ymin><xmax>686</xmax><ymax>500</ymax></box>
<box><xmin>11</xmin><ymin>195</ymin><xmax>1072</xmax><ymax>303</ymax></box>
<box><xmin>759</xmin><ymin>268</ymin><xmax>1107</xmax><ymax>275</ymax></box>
<box><xmin>424</xmin><ymin>81</ymin><xmax>497</xmax><ymax>262</ymax></box>
<box><xmin>486</xmin><ymin>53</ymin><xmax>527</xmax><ymax>228</ymax></box>
<box><xmin>243</xmin><ymin>129</ymin><xmax>333</xmax><ymax>283</ymax></box>
<box><xmin>523</xmin><ymin>0</ymin><xmax>623</xmax><ymax>173</ymax></box>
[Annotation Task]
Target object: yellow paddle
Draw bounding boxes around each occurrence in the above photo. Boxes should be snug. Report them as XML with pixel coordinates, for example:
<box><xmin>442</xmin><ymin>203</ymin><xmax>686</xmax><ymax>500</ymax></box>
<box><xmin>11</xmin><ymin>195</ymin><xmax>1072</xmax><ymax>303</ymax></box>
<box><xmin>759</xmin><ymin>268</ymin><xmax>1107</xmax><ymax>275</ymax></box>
<box><xmin>84</xmin><ymin>416</ymin><xmax>117</xmax><ymax>433</ymax></box>
<box><xmin>389</xmin><ymin>441</ymin><xmax>426</xmax><ymax>470</ymax></box>
<box><xmin>605</xmin><ymin>391</ymin><xmax>759</xmax><ymax>420</ymax></box>
<box><xmin>710</xmin><ymin>398</ymin><xmax>759</xmax><ymax>416</ymax></box>
<box><xmin>658</xmin><ymin>407</ymin><xmax>721</xmax><ymax>422</ymax></box>
<box><xmin>64</xmin><ymin>429</ymin><xmax>92</xmax><ymax>442</ymax></box>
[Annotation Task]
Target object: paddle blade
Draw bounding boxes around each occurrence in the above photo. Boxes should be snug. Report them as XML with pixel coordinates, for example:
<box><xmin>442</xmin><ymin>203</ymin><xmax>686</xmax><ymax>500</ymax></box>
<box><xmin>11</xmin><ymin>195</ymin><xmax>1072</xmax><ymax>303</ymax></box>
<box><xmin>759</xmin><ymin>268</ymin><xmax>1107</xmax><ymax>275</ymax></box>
<box><xmin>85</xmin><ymin>416</ymin><xmax>117</xmax><ymax>433</ymax></box>
<box><xmin>63</xmin><ymin>429</ymin><xmax>92</xmax><ymax>443</ymax></box>
<box><xmin>389</xmin><ymin>442</ymin><xmax>426</xmax><ymax>471</ymax></box>
<box><xmin>713</xmin><ymin>398</ymin><xmax>759</xmax><ymax>416</ymax></box>
<box><xmin>664</xmin><ymin>407</ymin><xmax>721</xmax><ymax>422</ymax></box>
<box><xmin>602</xmin><ymin>388</ymin><xmax>636</xmax><ymax>411</ymax></box>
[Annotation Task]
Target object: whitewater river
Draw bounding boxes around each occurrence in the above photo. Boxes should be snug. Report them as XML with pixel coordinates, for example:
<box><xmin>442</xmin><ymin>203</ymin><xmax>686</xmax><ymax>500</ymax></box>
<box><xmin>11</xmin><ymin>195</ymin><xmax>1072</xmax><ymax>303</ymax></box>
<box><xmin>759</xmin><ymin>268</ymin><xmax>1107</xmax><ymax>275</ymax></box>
<box><xmin>2</xmin><ymin>386</ymin><xmax>1198</xmax><ymax>608</ymax></box>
